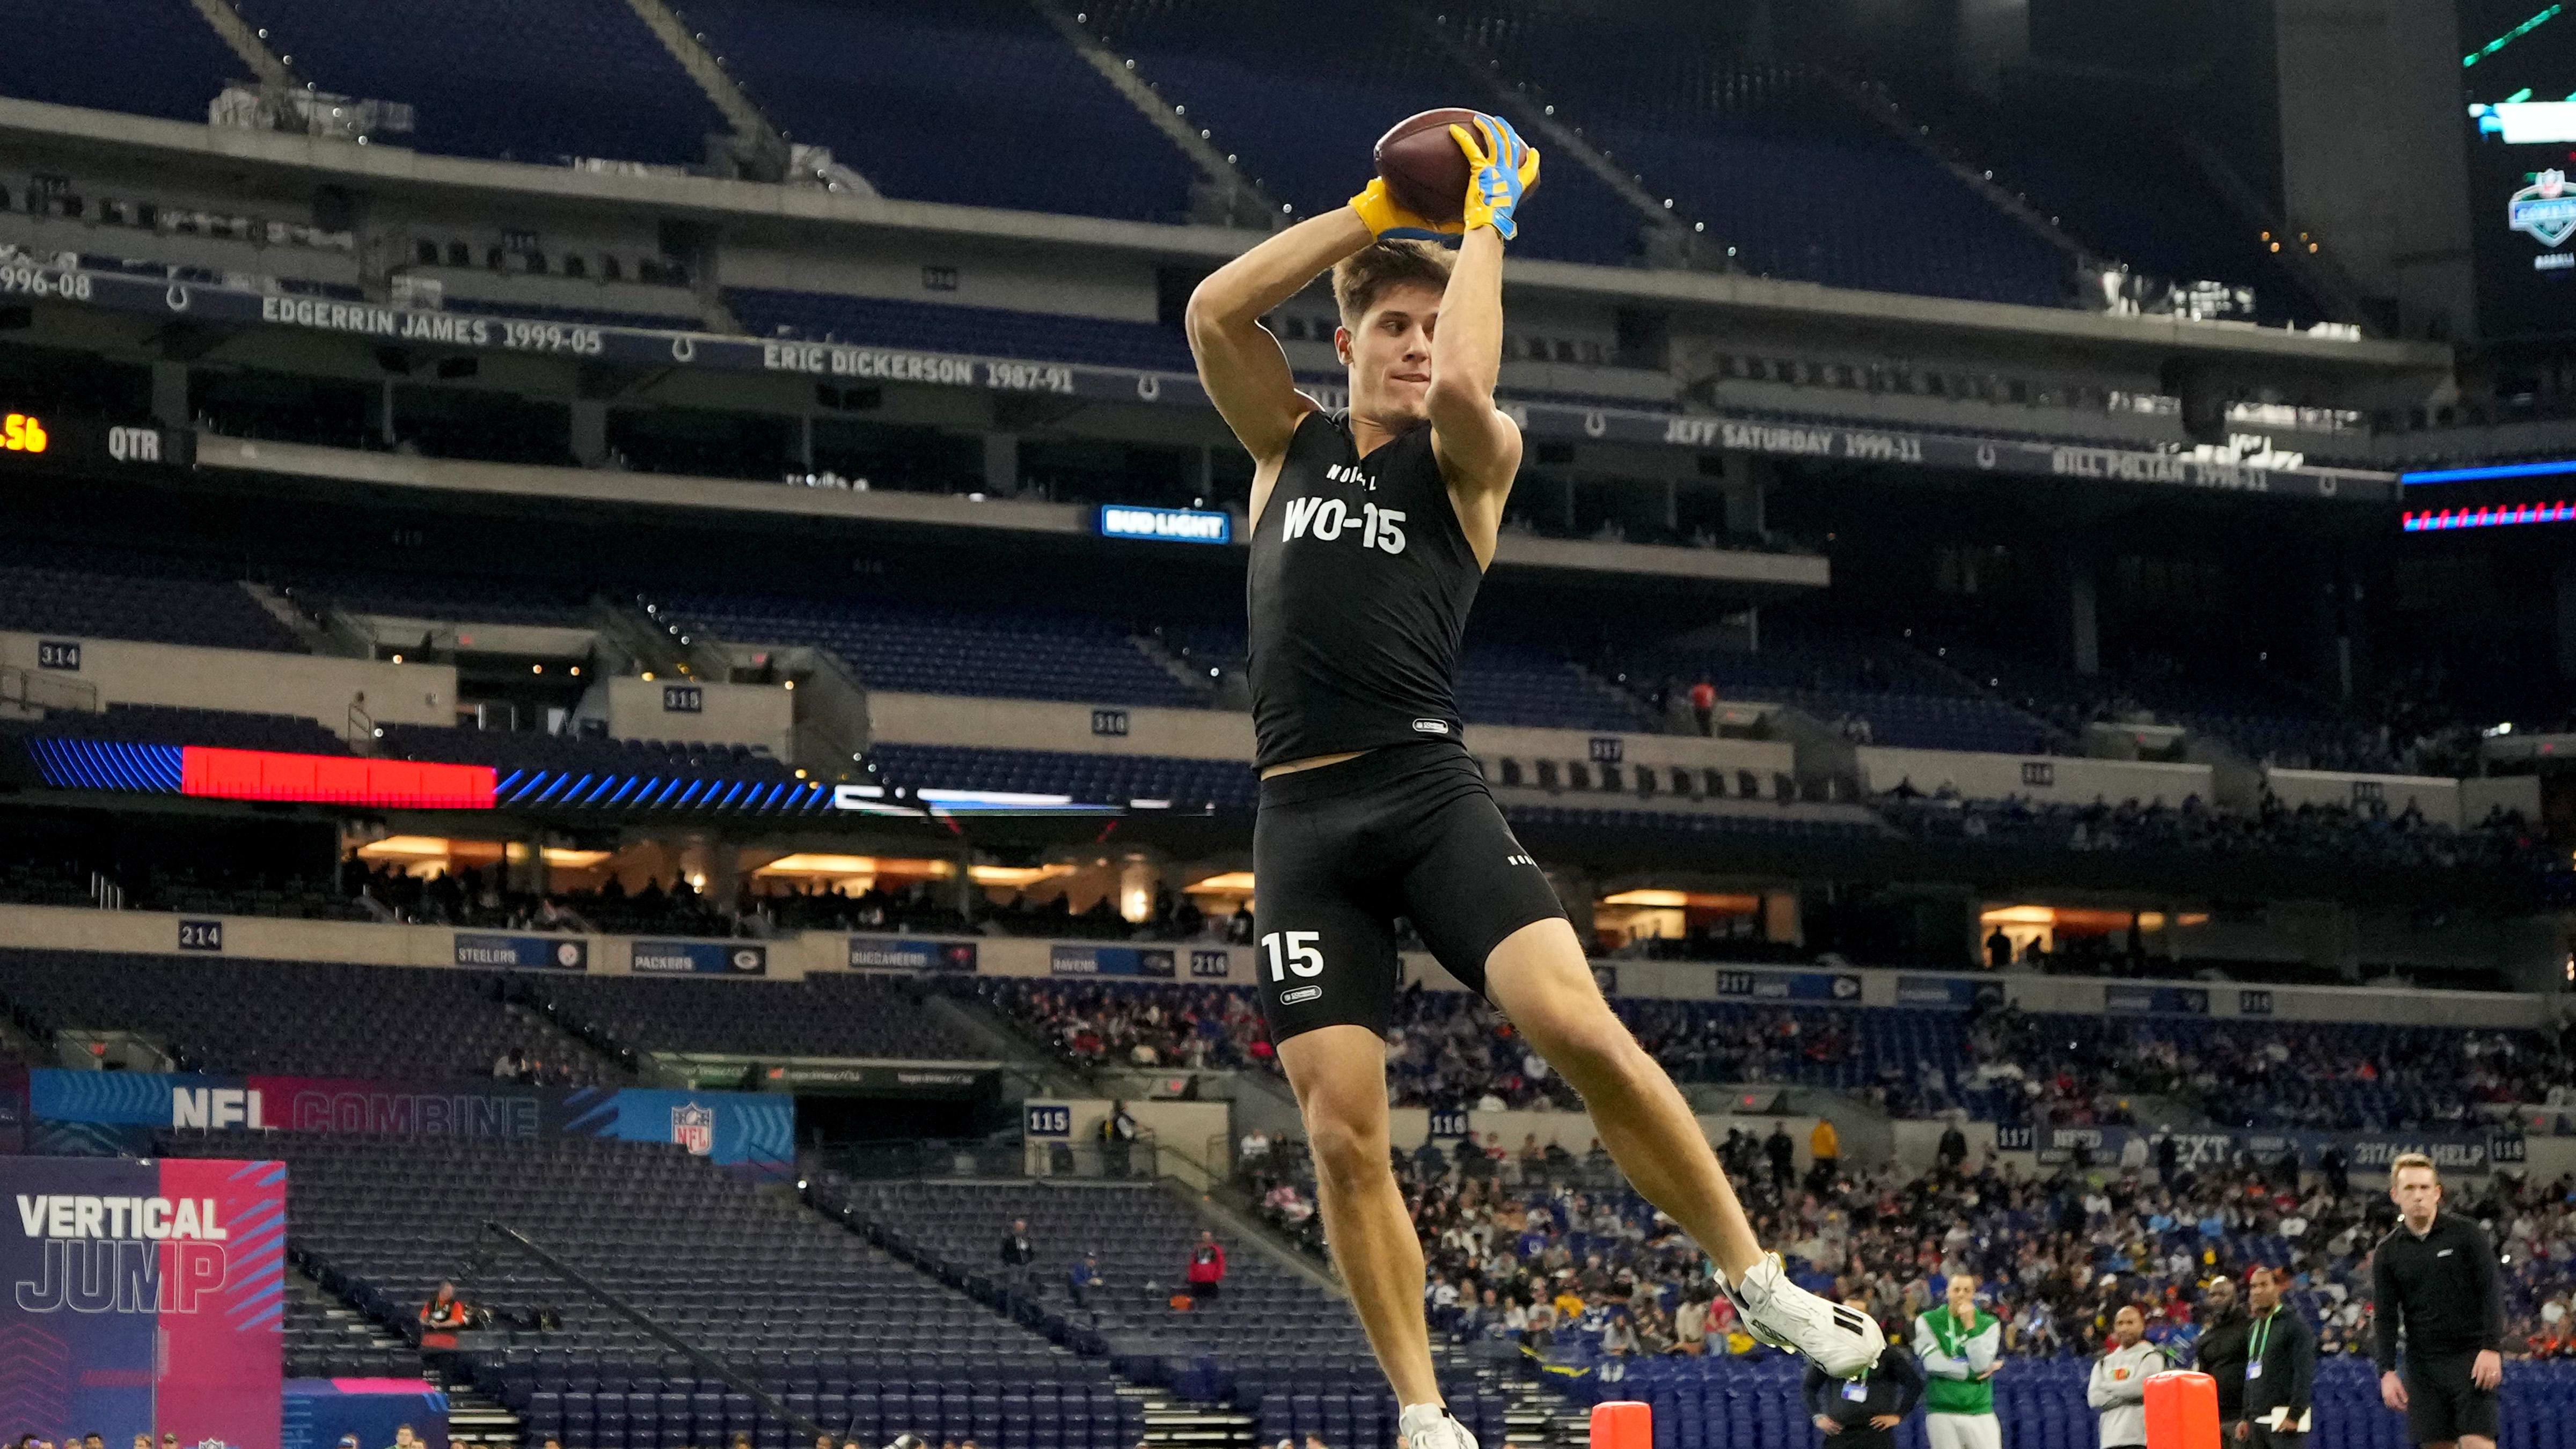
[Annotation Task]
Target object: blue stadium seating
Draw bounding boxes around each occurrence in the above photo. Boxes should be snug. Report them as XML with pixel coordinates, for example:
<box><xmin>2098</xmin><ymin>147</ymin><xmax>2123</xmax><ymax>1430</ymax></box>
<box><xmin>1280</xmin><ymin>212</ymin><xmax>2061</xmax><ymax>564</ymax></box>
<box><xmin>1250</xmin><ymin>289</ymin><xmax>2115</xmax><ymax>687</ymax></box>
<box><xmin>0</xmin><ymin>949</ymin><xmax>620</xmax><ymax>1081</ymax></box>
<box><xmin>376</xmin><ymin>723</ymin><xmax>796</xmax><ymax>782</ymax></box>
<box><xmin>867</xmin><ymin>741</ymin><xmax>1254</xmax><ymax>810</ymax></box>
<box><xmin>815</xmin><ymin>1176</ymin><xmax>1526</xmax><ymax>1439</ymax></box>
<box><xmin>0</xmin><ymin>0</ymin><xmax>240</xmax><ymax>122</ymax></box>
<box><xmin>1896</xmin><ymin>85</ymin><xmax>2321</xmax><ymax>325</ymax></box>
<box><xmin>1456</xmin><ymin>644</ymin><xmax>1656</xmax><ymax>731</ymax></box>
<box><xmin>1085</xmin><ymin>0</ymin><xmax>1646</xmax><ymax>269</ymax></box>
<box><xmin>277</xmin><ymin>569</ymin><xmax>603</xmax><ymax>627</ymax></box>
<box><xmin>678</xmin><ymin>0</ymin><xmax>1202</xmax><ymax>223</ymax></box>
<box><xmin>19</xmin><ymin>701</ymin><xmax>352</xmax><ymax>755</ymax></box>
<box><xmin>725</xmin><ymin>289</ymin><xmax>1197</xmax><ymax>371</ymax></box>
<box><xmin>0</xmin><ymin>543</ymin><xmax>305</xmax><ymax>652</ymax></box>
<box><xmin>1439</xmin><ymin>9</ymin><xmax>2070</xmax><ymax>306</ymax></box>
<box><xmin>159</xmin><ymin>1130</ymin><xmax>1124</xmax><ymax>1447</ymax></box>
<box><xmin>533</xmin><ymin>971</ymin><xmax>987</xmax><ymax>1060</ymax></box>
<box><xmin>1638</xmin><ymin>636</ymin><xmax>2068</xmax><ymax>754</ymax></box>
<box><xmin>230</xmin><ymin>0</ymin><xmax>728</xmax><ymax>165</ymax></box>
<box><xmin>664</xmin><ymin>593</ymin><xmax>1209</xmax><ymax>708</ymax></box>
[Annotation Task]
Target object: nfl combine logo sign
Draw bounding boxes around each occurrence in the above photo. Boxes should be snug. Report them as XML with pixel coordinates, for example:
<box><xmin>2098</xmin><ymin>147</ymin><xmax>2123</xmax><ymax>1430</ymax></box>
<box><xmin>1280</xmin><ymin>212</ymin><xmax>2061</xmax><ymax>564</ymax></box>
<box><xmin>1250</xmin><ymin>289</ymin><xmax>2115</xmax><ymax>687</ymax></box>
<box><xmin>2512</xmin><ymin>169</ymin><xmax>2576</xmax><ymax>247</ymax></box>
<box><xmin>671</xmin><ymin>1101</ymin><xmax>715</xmax><ymax>1155</ymax></box>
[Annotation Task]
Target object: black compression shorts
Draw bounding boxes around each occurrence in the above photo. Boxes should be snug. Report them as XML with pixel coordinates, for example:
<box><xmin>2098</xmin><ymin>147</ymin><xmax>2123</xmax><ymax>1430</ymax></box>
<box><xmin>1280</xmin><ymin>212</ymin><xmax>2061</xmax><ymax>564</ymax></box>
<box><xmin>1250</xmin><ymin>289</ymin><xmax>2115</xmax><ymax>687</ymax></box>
<box><xmin>1252</xmin><ymin>739</ymin><xmax>1569</xmax><ymax>1043</ymax></box>
<box><xmin>2405</xmin><ymin>1352</ymin><xmax>2498</xmax><ymax>1445</ymax></box>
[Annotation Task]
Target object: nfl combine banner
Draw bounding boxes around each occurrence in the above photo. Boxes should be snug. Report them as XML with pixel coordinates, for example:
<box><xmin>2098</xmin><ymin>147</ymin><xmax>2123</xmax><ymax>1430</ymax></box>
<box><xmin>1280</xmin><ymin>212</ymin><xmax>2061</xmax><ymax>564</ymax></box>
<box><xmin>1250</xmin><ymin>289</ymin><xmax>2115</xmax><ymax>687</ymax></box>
<box><xmin>23</xmin><ymin>1073</ymin><xmax>791</xmax><ymax>1176</ymax></box>
<box><xmin>1</xmin><ymin>1156</ymin><xmax>286</xmax><ymax>1449</ymax></box>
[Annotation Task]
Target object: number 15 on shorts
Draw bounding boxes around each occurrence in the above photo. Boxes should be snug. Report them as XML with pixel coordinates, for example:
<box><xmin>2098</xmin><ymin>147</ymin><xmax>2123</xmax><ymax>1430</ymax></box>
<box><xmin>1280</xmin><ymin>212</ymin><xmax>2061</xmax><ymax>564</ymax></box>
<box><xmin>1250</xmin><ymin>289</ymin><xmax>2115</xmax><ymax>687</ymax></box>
<box><xmin>1262</xmin><ymin>931</ymin><xmax>1323</xmax><ymax>980</ymax></box>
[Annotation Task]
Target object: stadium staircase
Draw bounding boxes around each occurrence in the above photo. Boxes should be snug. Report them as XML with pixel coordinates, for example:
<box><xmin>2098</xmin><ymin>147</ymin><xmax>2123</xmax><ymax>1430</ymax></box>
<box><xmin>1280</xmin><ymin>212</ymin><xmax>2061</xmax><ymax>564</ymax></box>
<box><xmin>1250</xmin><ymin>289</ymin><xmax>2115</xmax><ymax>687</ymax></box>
<box><xmin>1131</xmin><ymin>632</ymin><xmax>1230</xmax><ymax>708</ymax></box>
<box><xmin>1817</xmin><ymin>69</ymin><xmax>2098</xmax><ymax>277</ymax></box>
<box><xmin>243</xmin><ymin>580</ymin><xmax>341</xmax><ymax>655</ymax></box>
<box><xmin>191</xmin><ymin>0</ymin><xmax>296</xmax><ymax>85</ymax></box>
<box><xmin>617</xmin><ymin>0</ymin><xmax>799</xmax><ymax>184</ymax></box>
<box><xmin>1024</xmin><ymin>0</ymin><xmax>1278</xmax><ymax>229</ymax></box>
<box><xmin>288</xmin><ymin>1267</ymin><xmax>528</xmax><ymax>1445</ymax></box>
<box><xmin>788</xmin><ymin>1184</ymin><xmax>1247</xmax><ymax>1449</ymax></box>
<box><xmin>924</xmin><ymin>990</ymin><xmax>1097</xmax><ymax>1099</ymax></box>
<box><xmin>1410</xmin><ymin>11</ymin><xmax>1704</xmax><ymax>268</ymax></box>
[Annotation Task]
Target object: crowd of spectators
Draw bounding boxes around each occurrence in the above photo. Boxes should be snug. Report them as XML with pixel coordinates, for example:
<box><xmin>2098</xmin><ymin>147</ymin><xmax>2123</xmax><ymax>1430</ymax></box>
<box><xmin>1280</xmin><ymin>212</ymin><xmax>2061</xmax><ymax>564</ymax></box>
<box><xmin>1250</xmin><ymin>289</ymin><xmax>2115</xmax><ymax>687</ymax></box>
<box><xmin>1878</xmin><ymin>788</ymin><xmax>2552</xmax><ymax>874</ymax></box>
<box><xmin>346</xmin><ymin>860</ymin><xmax>990</xmax><ymax>940</ymax></box>
<box><xmin>343</xmin><ymin>857</ymin><xmax>742</xmax><ymax>937</ymax></box>
<box><xmin>971</xmin><ymin>977</ymin><xmax>1579</xmax><ymax>1109</ymax></box>
<box><xmin>1963</xmin><ymin>1005</ymin><xmax>2575</xmax><ymax>1133</ymax></box>
<box><xmin>975</xmin><ymin>972</ymin><xmax>2574</xmax><ymax>1133</ymax></box>
<box><xmin>978</xmin><ymin>888</ymin><xmax>1252</xmax><ymax>944</ymax></box>
<box><xmin>751</xmin><ymin>878</ymin><xmax>971</xmax><ymax>936</ymax></box>
<box><xmin>1248</xmin><ymin>1132</ymin><xmax>2576</xmax><ymax>1374</ymax></box>
<box><xmin>974</xmin><ymin>978</ymin><xmax>1274</xmax><ymax>1073</ymax></box>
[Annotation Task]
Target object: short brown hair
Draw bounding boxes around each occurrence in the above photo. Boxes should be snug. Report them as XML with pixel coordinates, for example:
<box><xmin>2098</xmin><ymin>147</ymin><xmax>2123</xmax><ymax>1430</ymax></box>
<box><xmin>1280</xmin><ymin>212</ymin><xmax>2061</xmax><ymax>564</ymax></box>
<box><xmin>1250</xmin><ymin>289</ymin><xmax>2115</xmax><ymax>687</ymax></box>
<box><xmin>1332</xmin><ymin>240</ymin><xmax>1454</xmax><ymax>329</ymax></box>
<box><xmin>2390</xmin><ymin>1152</ymin><xmax>2439</xmax><ymax>1182</ymax></box>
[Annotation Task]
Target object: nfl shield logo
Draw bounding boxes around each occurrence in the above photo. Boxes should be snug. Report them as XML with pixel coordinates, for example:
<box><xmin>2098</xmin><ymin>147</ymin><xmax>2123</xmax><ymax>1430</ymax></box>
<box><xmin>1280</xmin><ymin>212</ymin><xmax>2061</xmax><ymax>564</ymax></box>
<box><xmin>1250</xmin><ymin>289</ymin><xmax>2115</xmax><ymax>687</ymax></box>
<box><xmin>2512</xmin><ymin>169</ymin><xmax>2576</xmax><ymax>247</ymax></box>
<box><xmin>671</xmin><ymin>1101</ymin><xmax>715</xmax><ymax>1156</ymax></box>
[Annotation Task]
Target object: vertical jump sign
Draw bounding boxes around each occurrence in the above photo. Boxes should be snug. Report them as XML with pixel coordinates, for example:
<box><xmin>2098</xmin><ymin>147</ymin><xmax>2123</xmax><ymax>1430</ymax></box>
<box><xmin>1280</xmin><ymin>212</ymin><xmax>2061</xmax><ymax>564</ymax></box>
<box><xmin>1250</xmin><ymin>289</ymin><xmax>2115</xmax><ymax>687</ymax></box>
<box><xmin>0</xmin><ymin>1156</ymin><xmax>286</xmax><ymax>1449</ymax></box>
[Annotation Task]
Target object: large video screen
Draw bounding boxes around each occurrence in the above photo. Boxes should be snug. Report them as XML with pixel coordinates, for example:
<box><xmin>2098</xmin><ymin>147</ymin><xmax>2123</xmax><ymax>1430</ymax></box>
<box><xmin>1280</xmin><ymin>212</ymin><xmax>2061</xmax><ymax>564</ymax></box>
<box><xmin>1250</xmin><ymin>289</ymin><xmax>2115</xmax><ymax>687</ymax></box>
<box><xmin>2464</xmin><ymin>1</ymin><xmax>2576</xmax><ymax>338</ymax></box>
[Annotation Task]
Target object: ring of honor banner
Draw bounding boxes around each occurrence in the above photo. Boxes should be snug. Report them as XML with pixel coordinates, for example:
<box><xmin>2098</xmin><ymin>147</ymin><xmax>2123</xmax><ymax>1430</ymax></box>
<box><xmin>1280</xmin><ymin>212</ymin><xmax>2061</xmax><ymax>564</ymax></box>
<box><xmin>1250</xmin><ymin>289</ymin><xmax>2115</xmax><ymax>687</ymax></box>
<box><xmin>2</xmin><ymin>1156</ymin><xmax>286</xmax><ymax>1449</ymax></box>
<box><xmin>24</xmin><ymin>1073</ymin><xmax>792</xmax><ymax>1176</ymax></box>
<box><xmin>2031</xmin><ymin>1125</ymin><xmax>2508</xmax><ymax>1174</ymax></box>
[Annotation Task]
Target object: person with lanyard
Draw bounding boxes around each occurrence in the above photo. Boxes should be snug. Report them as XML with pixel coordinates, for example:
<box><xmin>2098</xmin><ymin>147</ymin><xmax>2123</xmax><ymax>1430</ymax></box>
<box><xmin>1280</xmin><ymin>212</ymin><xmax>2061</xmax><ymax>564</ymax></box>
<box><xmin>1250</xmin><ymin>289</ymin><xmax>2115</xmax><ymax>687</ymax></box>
<box><xmin>1809</xmin><ymin>1297</ymin><xmax>1925</xmax><ymax>1449</ymax></box>
<box><xmin>2194</xmin><ymin>1276</ymin><xmax>2254</xmax><ymax>1442</ymax></box>
<box><xmin>2241</xmin><ymin>1265</ymin><xmax>2317</xmax><ymax>1449</ymax></box>
<box><xmin>1914</xmin><ymin>1274</ymin><xmax>2004</xmax><ymax>1449</ymax></box>
<box><xmin>2089</xmin><ymin>1304</ymin><xmax>2172</xmax><ymax>1449</ymax></box>
<box><xmin>2373</xmin><ymin>1153</ymin><xmax>2506</xmax><ymax>1449</ymax></box>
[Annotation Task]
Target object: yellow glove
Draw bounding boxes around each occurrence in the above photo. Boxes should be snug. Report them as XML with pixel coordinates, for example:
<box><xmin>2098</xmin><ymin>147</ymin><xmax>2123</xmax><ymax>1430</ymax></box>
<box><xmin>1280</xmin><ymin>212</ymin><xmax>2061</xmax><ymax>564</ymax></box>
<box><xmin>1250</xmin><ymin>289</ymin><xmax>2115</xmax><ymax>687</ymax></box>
<box><xmin>1450</xmin><ymin>113</ymin><xmax>1541</xmax><ymax>240</ymax></box>
<box><xmin>1349</xmin><ymin>177</ymin><xmax>1463</xmax><ymax>243</ymax></box>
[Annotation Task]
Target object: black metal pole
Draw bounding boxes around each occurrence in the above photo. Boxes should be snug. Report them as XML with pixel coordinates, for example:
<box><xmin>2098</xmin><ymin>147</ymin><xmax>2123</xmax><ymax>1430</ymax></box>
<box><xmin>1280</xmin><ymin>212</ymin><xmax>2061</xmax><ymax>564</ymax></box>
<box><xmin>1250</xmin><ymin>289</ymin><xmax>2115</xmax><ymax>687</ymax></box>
<box><xmin>480</xmin><ymin>1220</ymin><xmax>824</xmax><ymax>1441</ymax></box>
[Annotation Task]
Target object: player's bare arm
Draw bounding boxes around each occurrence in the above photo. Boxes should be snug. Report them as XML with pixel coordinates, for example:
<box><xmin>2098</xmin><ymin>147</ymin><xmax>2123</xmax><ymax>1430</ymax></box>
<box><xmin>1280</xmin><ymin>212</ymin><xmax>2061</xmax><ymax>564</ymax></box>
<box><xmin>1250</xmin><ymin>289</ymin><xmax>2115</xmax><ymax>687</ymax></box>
<box><xmin>1182</xmin><ymin>210</ymin><xmax>1369</xmax><ymax>494</ymax></box>
<box><xmin>1189</xmin><ymin>140</ymin><xmax>1479</xmax><ymax>527</ymax></box>
<box><xmin>1425</xmin><ymin>117</ymin><xmax>1538</xmax><ymax>567</ymax></box>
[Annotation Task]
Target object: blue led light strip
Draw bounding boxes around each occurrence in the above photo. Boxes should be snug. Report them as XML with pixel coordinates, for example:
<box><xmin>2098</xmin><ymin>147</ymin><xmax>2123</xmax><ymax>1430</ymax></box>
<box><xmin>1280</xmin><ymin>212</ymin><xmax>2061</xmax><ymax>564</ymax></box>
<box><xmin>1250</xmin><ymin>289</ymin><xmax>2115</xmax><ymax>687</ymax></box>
<box><xmin>2400</xmin><ymin>458</ymin><xmax>2576</xmax><ymax>485</ymax></box>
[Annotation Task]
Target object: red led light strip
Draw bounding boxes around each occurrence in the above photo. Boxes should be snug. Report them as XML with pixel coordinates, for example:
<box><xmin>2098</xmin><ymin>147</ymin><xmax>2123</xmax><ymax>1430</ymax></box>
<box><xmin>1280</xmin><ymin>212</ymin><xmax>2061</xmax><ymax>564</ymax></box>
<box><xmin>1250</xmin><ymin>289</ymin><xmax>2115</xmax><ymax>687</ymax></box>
<box><xmin>180</xmin><ymin>747</ymin><xmax>496</xmax><ymax>808</ymax></box>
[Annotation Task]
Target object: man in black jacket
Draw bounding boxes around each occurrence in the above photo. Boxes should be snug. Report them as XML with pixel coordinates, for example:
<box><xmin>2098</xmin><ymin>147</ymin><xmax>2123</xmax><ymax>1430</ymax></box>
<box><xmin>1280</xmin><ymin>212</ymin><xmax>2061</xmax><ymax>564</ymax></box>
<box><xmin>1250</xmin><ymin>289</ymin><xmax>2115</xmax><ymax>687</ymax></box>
<box><xmin>2240</xmin><ymin>1267</ymin><xmax>2316</xmax><ymax>1449</ymax></box>
<box><xmin>1806</xmin><ymin>1298</ymin><xmax>1925</xmax><ymax>1449</ymax></box>
<box><xmin>1766</xmin><ymin>1123</ymin><xmax>1797</xmax><ymax>1193</ymax></box>
<box><xmin>2195</xmin><ymin>1276</ymin><xmax>2253</xmax><ymax>1441</ymax></box>
<box><xmin>2373</xmin><ymin>1154</ymin><xmax>2505</xmax><ymax>1449</ymax></box>
<box><xmin>1000</xmin><ymin>1218</ymin><xmax>1037</xmax><ymax>1290</ymax></box>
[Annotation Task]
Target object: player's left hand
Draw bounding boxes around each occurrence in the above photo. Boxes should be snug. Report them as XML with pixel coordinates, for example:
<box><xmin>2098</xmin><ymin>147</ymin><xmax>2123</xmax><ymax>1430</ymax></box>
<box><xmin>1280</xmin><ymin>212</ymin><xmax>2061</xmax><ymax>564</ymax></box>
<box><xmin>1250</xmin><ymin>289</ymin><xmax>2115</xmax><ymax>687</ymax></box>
<box><xmin>1448</xmin><ymin>113</ymin><xmax>1539</xmax><ymax>241</ymax></box>
<box><xmin>1349</xmin><ymin>177</ymin><xmax>1463</xmax><ymax>242</ymax></box>
<box><xmin>2473</xmin><ymin>1349</ymin><xmax>2503</xmax><ymax>1389</ymax></box>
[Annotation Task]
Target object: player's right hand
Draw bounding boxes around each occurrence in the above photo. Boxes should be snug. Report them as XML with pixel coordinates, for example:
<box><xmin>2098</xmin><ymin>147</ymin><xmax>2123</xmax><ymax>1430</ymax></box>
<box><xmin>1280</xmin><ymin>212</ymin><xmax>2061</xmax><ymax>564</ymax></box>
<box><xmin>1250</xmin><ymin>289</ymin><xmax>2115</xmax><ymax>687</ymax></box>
<box><xmin>2380</xmin><ymin>1371</ymin><xmax>2409</xmax><ymax>1411</ymax></box>
<box><xmin>1349</xmin><ymin>177</ymin><xmax>1462</xmax><ymax>242</ymax></box>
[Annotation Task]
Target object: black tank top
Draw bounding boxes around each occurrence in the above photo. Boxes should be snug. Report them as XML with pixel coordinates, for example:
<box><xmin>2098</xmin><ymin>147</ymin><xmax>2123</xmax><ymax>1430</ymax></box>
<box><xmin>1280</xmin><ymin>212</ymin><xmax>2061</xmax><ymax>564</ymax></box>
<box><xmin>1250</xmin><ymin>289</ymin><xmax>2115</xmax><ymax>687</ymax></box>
<box><xmin>1247</xmin><ymin>409</ymin><xmax>1484</xmax><ymax>770</ymax></box>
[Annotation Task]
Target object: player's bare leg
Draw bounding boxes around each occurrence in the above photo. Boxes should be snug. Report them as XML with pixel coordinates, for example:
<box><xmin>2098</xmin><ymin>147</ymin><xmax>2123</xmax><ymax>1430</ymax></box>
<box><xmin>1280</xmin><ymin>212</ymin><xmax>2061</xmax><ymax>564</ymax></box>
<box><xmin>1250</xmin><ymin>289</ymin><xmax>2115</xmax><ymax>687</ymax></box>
<box><xmin>1482</xmin><ymin>916</ymin><xmax>1883</xmax><ymax>1374</ymax></box>
<box><xmin>1275</xmin><ymin>1023</ymin><xmax>1443</xmax><ymax>1408</ymax></box>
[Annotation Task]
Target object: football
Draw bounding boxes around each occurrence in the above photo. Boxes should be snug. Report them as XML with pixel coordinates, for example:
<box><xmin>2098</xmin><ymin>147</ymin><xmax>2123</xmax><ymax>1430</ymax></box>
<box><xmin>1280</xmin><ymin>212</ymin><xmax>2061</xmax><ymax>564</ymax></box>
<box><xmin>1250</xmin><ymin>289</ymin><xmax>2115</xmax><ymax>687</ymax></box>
<box><xmin>1373</xmin><ymin>107</ymin><xmax>1485</xmax><ymax>225</ymax></box>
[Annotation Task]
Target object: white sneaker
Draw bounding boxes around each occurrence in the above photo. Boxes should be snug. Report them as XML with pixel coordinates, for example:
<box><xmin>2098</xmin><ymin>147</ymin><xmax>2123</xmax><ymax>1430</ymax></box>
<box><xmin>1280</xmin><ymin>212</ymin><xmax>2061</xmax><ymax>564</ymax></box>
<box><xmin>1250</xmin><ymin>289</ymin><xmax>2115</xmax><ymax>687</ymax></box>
<box><xmin>1397</xmin><ymin>1403</ymin><xmax>1479</xmax><ymax>1449</ymax></box>
<box><xmin>1721</xmin><ymin>1253</ymin><xmax>1885</xmax><ymax>1378</ymax></box>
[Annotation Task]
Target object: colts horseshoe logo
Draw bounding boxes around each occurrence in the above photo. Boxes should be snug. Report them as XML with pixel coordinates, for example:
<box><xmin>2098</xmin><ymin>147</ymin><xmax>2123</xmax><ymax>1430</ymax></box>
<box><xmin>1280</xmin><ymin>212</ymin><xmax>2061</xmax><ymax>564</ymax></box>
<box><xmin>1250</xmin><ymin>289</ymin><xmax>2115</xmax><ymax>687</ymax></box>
<box><xmin>670</xmin><ymin>336</ymin><xmax>696</xmax><ymax>363</ymax></box>
<box><xmin>1137</xmin><ymin>375</ymin><xmax>1161</xmax><ymax>401</ymax></box>
<box><xmin>1583</xmin><ymin>410</ymin><xmax>1606</xmax><ymax>438</ymax></box>
<box><xmin>165</xmin><ymin>283</ymin><xmax>192</xmax><ymax>312</ymax></box>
